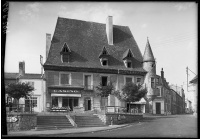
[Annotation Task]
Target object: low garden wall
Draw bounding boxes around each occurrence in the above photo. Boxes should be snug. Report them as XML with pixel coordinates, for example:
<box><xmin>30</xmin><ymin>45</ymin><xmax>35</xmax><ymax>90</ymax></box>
<box><xmin>105</xmin><ymin>113</ymin><xmax>143</xmax><ymax>125</ymax></box>
<box><xmin>7</xmin><ymin>113</ymin><xmax>37</xmax><ymax>131</ymax></box>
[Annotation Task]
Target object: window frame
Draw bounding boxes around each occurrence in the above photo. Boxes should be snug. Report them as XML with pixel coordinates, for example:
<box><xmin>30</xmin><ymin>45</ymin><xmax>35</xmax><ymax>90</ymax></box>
<box><xmin>100</xmin><ymin>74</ymin><xmax>110</xmax><ymax>86</ymax></box>
<box><xmin>83</xmin><ymin>73</ymin><xmax>93</xmax><ymax>90</ymax></box>
<box><xmin>59</xmin><ymin>72</ymin><xmax>71</xmax><ymax>85</ymax></box>
<box><xmin>157</xmin><ymin>87</ymin><xmax>161</xmax><ymax>97</ymax></box>
<box><xmin>151</xmin><ymin>77</ymin><xmax>155</xmax><ymax>88</ymax></box>
<box><xmin>124</xmin><ymin>75</ymin><xmax>134</xmax><ymax>85</ymax></box>
<box><xmin>136</xmin><ymin>77</ymin><xmax>142</xmax><ymax>84</ymax></box>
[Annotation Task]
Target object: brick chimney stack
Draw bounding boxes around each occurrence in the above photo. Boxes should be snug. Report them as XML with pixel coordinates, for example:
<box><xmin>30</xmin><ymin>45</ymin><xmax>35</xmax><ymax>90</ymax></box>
<box><xmin>19</xmin><ymin>61</ymin><xmax>25</xmax><ymax>76</ymax></box>
<box><xmin>161</xmin><ymin>68</ymin><xmax>164</xmax><ymax>79</ymax></box>
<box><xmin>46</xmin><ymin>33</ymin><xmax>51</xmax><ymax>59</ymax></box>
<box><xmin>106</xmin><ymin>16</ymin><xmax>113</xmax><ymax>45</ymax></box>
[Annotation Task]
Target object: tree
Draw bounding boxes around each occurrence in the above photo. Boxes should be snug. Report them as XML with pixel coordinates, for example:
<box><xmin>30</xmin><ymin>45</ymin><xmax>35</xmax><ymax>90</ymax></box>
<box><xmin>95</xmin><ymin>82</ymin><xmax>115</xmax><ymax>109</ymax></box>
<box><xmin>114</xmin><ymin>82</ymin><xmax>147</xmax><ymax>112</ymax></box>
<box><xmin>95</xmin><ymin>82</ymin><xmax>115</xmax><ymax>97</ymax></box>
<box><xmin>5</xmin><ymin>82</ymin><xmax>35</xmax><ymax>110</ymax></box>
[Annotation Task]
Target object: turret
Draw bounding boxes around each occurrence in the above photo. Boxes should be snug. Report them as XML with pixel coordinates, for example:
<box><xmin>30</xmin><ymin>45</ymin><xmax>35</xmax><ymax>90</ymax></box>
<box><xmin>143</xmin><ymin>38</ymin><xmax>156</xmax><ymax>96</ymax></box>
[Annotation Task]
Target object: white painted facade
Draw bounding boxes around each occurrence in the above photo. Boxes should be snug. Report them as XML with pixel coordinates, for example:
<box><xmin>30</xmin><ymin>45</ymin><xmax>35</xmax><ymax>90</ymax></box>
<box><xmin>18</xmin><ymin>78</ymin><xmax>45</xmax><ymax>112</ymax></box>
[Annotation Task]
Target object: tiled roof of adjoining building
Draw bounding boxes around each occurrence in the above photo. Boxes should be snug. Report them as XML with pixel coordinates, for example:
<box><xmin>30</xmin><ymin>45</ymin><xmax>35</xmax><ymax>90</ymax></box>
<box><xmin>4</xmin><ymin>73</ymin><xmax>42</xmax><ymax>80</ymax></box>
<box><xmin>4</xmin><ymin>73</ymin><xmax>19</xmax><ymax>79</ymax></box>
<box><xmin>44</xmin><ymin>17</ymin><xmax>146</xmax><ymax>74</ymax></box>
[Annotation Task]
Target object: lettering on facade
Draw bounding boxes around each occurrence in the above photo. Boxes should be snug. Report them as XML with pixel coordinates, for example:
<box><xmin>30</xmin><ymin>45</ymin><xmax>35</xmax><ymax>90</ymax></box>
<box><xmin>52</xmin><ymin>89</ymin><xmax>80</xmax><ymax>93</ymax></box>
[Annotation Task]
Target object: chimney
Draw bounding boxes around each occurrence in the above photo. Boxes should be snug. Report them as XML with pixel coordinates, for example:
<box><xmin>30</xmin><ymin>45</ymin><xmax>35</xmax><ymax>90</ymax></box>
<box><xmin>46</xmin><ymin>33</ymin><xmax>51</xmax><ymax>59</ymax></box>
<box><xmin>19</xmin><ymin>61</ymin><xmax>25</xmax><ymax>76</ymax></box>
<box><xmin>161</xmin><ymin>68</ymin><xmax>164</xmax><ymax>79</ymax></box>
<box><xmin>106</xmin><ymin>16</ymin><xmax>113</xmax><ymax>45</ymax></box>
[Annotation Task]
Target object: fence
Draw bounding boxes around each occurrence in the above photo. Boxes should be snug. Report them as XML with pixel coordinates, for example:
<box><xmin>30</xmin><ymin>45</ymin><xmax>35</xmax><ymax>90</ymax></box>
<box><xmin>93</xmin><ymin>106</ymin><xmax>143</xmax><ymax>115</ymax></box>
<box><xmin>6</xmin><ymin>104</ymin><xmax>35</xmax><ymax>114</ymax></box>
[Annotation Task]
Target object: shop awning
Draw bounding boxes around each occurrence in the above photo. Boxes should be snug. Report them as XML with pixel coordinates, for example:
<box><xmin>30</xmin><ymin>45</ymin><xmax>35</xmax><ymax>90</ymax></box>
<box><xmin>51</xmin><ymin>93</ymin><xmax>81</xmax><ymax>97</ymax></box>
<box><xmin>130</xmin><ymin>98</ymin><xmax>146</xmax><ymax>104</ymax></box>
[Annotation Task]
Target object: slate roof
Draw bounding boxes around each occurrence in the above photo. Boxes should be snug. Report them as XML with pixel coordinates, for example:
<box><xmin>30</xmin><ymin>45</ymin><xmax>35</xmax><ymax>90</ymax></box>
<box><xmin>44</xmin><ymin>17</ymin><xmax>146</xmax><ymax>73</ymax></box>
<box><xmin>143</xmin><ymin>38</ymin><xmax>155</xmax><ymax>62</ymax></box>
<box><xmin>4</xmin><ymin>73</ymin><xmax>42</xmax><ymax>79</ymax></box>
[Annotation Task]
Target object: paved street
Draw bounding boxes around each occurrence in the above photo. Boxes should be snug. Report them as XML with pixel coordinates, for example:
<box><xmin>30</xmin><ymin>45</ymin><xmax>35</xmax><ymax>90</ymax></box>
<box><xmin>43</xmin><ymin>114</ymin><xmax>197</xmax><ymax>137</ymax></box>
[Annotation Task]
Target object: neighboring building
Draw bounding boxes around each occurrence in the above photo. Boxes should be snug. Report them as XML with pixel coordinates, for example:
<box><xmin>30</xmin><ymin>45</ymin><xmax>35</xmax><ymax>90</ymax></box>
<box><xmin>189</xmin><ymin>75</ymin><xmax>198</xmax><ymax>115</ymax></box>
<box><xmin>185</xmin><ymin>99</ymin><xmax>193</xmax><ymax>114</ymax></box>
<box><xmin>151</xmin><ymin>69</ymin><xmax>172</xmax><ymax>115</ymax></box>
<box><xmin>170</xmin><ymin>84</ymin><xmax>185</xmax><ymax>114</ymax></box>
<box><xmin>4</xmin><ymin>61</ymin><xmax>44</xmax><ymax>112</ymax></box>
<box><xmin>43</xmin><ymin>16</ymin><xmax>150</xmax><ymax>113</ymax></box>
<box><xmin>170</xmin><ymin>89</ymin><xmax>177</xmax><ymax>114</ymax></box>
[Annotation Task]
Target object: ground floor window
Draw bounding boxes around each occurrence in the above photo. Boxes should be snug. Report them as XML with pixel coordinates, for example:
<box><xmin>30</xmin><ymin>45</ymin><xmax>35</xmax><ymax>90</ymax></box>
<box><xmin>51</xmin><ymin>97</ymin><xmax>79</xmax><ymax>111</ymax></box>
<box><xmin>25</xmin><ymin>97</ymin><xmax>37</xmax><ymax>107</ymax></box>
<box><xmin>52</xmin><ymin>97</ymin><xmax>58</xmax><ymax>107</ymax></box>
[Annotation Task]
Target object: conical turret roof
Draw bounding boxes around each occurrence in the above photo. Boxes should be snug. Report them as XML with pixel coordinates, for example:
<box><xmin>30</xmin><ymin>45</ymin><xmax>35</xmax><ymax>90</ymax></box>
<box><xmin>143</xmin><ymin>38</ymin><xmax>155</xmax><ymax>62</ymax></box>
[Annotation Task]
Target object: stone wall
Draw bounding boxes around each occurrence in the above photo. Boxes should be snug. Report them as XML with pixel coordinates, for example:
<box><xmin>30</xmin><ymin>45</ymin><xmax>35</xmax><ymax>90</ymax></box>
<box><xmin>105</xmin><ymin>113</ymin><xmax>143</xmax><ymax>125</ymax></box>
<box><xmin>7</xmin><ymin>113</ymin><xmax>37</xmax><ymax>131</ymax></box>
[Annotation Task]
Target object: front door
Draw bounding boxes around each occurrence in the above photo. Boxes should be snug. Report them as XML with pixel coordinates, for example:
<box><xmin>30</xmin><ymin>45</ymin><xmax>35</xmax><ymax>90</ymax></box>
<box><xmin>156</xmin><ymin>102</ymin><xmax>161</xmax><ymax>114</ymax></box>
<box><xmin>85</xmin><ymin>98</ymin><xmax>91</xmax><ymax>111</ymax></box>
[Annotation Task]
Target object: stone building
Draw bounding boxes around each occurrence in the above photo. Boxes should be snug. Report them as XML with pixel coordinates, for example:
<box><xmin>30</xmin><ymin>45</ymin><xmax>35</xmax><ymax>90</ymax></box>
<box><xmin>170</xmin><ymin>84</ymin><xmax>185</xmax><ymax>114</ymax></box>
<box><xmin>4</xmin><ymin>61</ymin><xmax>44</xmax><ymax>112</ymax></box>
<box><xmin>43</xmin><ymin>16</ymin><xmax>151</xmax><ymax>112</ymax></box>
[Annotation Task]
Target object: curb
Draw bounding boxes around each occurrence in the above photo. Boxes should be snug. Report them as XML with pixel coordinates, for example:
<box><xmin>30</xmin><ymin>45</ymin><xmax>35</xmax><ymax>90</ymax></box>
<box><xmin>7</xmin><ymin>124</ymin><xmax>130</xmax><ymax>136</ymax></box>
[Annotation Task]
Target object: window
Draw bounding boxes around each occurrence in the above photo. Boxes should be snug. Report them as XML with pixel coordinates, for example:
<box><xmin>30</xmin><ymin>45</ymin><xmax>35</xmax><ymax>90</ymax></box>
<box><xmin>125</xmin><ymin>77</ymin><xmax>133</xmax><ymax>84</ymax></box>
<box><xmin>84</xmin><ymin>74</ymin><xmax>92</xmax><ymax>90</ymax></box>
<box><xmin>101</xmin><ymin>76</ymin><xmax>108</xmax><ymax>86</ymax></box>
<box><xmin>25</xmin><ymin>97</ymin><xmax>37</xmax><ymax>107</ymax></box>
<box><xmin>52</xmin><ymin>97</ymin><xmax>58</xmax><ymax>107</ymax></box>
<box><xmin>156</xmin><ymin>78</ymin><xmax>159</xmax><ymax>85</ymax></box>
<box><xmin>127</xmin><ymin>61</ymin><xmax>132</xmax><ymax>68</ymax></box>
<box><xmin>151</xmin><ymin>77</ymin><xmax>155</xmax><ymax>88</ymax></box>
<box><xmin>157</xmin><ymin>88</ymin><xmax>161</xmax><ymax>97</ymax></box>
<box><xmin>136</xmin><ymin>78</ymin><xmax>141</xmax><ymax>84</ymax></box>
<box><xmin>102</xmin><ymin>59</ymin><xmax>108</xmax><ymax>66</ymax></box>
<box><xmin>60</xmin><ymin>73</ymin><xmax>70</xmax><ymax>85</ymax></box>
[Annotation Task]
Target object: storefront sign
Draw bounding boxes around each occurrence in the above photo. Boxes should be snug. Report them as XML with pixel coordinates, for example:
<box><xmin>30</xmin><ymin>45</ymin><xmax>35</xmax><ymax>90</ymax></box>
<box><xmin>51</xmin><ymin>93</ymin><xmax>81</xmax><ymax>97</ymax></box>
<box><xmin>52</xmin><ymin>89</ymin><xmax>80</xmax><ymax>93</ymax></box>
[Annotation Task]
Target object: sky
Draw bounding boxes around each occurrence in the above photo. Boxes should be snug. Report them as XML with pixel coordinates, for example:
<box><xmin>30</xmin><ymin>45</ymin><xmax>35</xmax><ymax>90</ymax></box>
<box><xmin>4</xmin><ymin>2</ymin><xmax>197</xmax><ymax>102</ymax></box>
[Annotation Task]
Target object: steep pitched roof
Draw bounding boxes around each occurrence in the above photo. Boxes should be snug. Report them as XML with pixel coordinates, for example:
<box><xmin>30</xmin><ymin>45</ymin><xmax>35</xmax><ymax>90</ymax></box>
<box><xmin>44</xmin><ymin>17</ymin><xmax>145</xmax><ymax>73</ymax></box>
<box><xmin>143</xmin><ymin>38</ymin><xmax>155</xmax><ymax>62</ymax></box>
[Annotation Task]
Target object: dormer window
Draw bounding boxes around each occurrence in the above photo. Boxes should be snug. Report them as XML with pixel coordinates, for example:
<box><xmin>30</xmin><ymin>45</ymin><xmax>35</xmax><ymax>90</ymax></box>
<box><xmin>124</xmin><ymin>59</ymin><xmax>132</xmax><ymax>68</ymax></box>
<box><xmin>60</xmin><ymin>42</ymin><xmax>71</xmax><ymax>63</ymax></box>
<box><xmin>123</xmin><ymin>49</ymin><xmax>134</xmax><ymax>68</ymax></box>
<box><xmin>100</xmin><ymin>58</ymin><xmax>108</xmax><ymax>66</ymax></box>
<box><xmin>127</xmin><ymin>61</ymin><xmax>132</xmax><ymax>68</ymax></box>
<box><xmin>99</xmin><ymin>46</ymin><xmax>109</xmax><ymax>66</ymax></box>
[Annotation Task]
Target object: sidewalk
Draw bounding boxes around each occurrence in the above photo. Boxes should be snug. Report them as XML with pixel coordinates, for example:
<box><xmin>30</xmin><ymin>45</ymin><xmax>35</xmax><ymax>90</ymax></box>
<box><xmin>7</xmin><ymin>124</ymin><xmax>130</xmax><ymax>136</ymax></box>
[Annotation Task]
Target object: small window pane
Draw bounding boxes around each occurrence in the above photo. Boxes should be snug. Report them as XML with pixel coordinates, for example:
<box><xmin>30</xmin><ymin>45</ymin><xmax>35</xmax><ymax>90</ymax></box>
<box><xmin>127</xmin><ymin>62</ymin><xmax>132</xmax><ymax>68</ymax></box>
